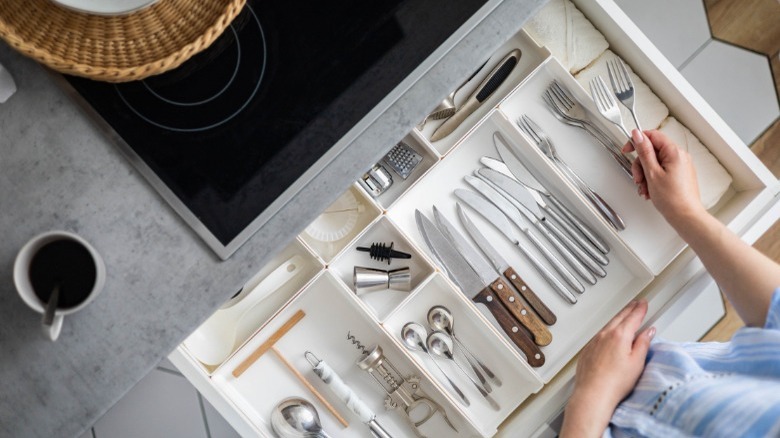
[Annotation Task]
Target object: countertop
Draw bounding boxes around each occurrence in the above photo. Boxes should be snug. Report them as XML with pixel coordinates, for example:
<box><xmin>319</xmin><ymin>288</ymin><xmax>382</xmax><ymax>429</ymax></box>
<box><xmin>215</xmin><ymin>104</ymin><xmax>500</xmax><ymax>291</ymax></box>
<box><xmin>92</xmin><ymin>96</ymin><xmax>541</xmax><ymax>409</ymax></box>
<box><xmin>0</xmin><ymin>1</ymin><xmax>545</xmax><ymax>436</ymax></box>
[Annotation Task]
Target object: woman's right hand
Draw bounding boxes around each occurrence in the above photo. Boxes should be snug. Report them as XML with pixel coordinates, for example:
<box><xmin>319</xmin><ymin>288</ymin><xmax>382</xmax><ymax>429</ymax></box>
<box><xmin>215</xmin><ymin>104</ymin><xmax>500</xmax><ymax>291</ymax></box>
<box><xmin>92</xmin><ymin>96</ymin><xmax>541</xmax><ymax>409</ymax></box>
<box><xmin>623</xmin><ymin>129</ymin><xmax>706</xmax><ymax>227</ymax></box>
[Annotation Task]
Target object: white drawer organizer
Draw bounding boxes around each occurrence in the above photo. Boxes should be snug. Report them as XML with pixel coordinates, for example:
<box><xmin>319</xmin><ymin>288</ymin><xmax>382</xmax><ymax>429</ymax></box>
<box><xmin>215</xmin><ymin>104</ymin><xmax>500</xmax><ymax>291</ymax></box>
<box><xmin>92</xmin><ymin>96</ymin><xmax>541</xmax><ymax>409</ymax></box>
<box><xmin>170</xmin><ymin>0</ymin><xmax>780</xmax><ymax>436</ymax></box>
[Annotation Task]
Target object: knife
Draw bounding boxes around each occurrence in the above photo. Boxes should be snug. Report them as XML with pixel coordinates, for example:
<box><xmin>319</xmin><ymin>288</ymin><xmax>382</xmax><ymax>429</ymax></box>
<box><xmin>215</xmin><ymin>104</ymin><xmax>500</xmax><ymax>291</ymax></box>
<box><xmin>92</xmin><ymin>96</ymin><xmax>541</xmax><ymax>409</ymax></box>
<box><xmin>488</xmin><ymin>134</ymin><xmax>611</xmax><ymax>255</ymax></box>
<box><xmin>454</xmin><ymin>190</ymin><xmax>578</xmax><ymax>304</ymax></box>
<box><xmin>456</xmin><ymin>203</ymin><xmax>557</xmax><ymax>326</ymax></box>
<box><xmin>430</xmin><ymin>49</ymin><xmax>521</xmax><ymax>142</ymax></box>
<box><xmin>432</xmin><ymin>206</ymin><xmax>551</xmax><ymax>346</ymax></box>
<box><xmin>477</xmin><ymin>168</ymin><xmax>609</xmax><ymax>275</ymax></box>
<box><xmin>462</xmin><ymin>177</ymin><xmax>585</xmax><ymax>294</ymax></box>
<box><xmin>415</xmin><ymin>210</ymin><xmax>545</xmax><ymax>367</ymax></box>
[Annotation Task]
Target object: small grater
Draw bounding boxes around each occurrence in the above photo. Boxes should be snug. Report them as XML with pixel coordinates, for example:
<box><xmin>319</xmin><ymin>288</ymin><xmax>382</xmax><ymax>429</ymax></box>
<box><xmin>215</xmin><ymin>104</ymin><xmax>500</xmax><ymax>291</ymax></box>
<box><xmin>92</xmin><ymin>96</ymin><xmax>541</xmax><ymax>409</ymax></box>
<box><xmin>382</xmin><ymin>142</ymin><xmax>422</xmax><ymax>180</ymax></box>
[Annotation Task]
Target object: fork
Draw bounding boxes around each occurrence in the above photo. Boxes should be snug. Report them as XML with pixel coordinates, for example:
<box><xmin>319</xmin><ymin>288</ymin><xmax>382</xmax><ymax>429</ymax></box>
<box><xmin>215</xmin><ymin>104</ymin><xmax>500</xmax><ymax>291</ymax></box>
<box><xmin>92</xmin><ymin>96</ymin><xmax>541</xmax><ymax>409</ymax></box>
<box><xmin>607</xmin><ymin>58</ymin><xmax>642</xmax><ymax>131</ymax></box>
<box><xmin>543</xmin><ymin>85</ymin><xmax>632</xmax><ymax>177</ymax></box>
<box><xmin>517</xmin><ymin>115</ymin><xmax>626</xmax><ymax>231</ymax></box>
<box><xmin>590</xmin><ymin>75</ymin><xmax>634</xmax><ymax>145</ymax></box>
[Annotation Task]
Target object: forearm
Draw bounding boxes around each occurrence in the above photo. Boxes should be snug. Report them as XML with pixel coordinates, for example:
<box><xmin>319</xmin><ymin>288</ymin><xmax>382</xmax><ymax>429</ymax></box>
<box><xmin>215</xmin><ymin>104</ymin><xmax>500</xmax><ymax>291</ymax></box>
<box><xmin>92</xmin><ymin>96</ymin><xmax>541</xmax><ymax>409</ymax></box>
<box><xmin>560</xmin><ymin>390</ymin><xmax>615</xmax><ymax>438</ymax></box>
<box><xmin>672</xmin><ymin>210</ymin><xmax>780</xmax><ymax>326</ymax></box>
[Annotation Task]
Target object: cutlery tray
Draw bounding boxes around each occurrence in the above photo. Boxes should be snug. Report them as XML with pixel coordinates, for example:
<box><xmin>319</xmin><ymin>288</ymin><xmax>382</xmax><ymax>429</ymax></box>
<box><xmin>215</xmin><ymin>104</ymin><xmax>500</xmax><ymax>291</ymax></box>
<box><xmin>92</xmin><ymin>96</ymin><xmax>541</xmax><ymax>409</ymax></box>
<box><xmin>173</xmin><ymin>1</ymin><xmax>779</xmax><ymax>436</ymax></box>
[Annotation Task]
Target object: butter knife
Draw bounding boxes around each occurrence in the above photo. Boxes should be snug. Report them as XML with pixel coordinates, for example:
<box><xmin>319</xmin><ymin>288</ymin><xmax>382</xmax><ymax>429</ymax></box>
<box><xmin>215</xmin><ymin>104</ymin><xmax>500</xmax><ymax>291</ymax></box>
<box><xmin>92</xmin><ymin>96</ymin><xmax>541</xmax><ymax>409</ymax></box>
<box><xmin>430</xmin><ymin>49</ymin><xmax>521</xmax><ymax>142</ymax></box>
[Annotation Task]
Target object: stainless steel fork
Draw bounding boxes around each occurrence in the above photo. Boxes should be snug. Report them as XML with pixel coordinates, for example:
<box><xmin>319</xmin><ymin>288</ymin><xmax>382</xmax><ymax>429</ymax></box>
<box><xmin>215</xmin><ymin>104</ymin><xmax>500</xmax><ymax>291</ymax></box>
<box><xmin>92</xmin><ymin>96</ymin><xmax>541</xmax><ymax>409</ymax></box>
<box><xmin>607</xmin><ymin>58</ymin><xmax>642</xmax><ymax>131</ymax></box>
<box><xmin>517</xmin><ymin>115</ymin><xmax>626</xmax><ymax>231</ymax></box>
<box><xmin>590</xmin><ymin>75</ymin><xmax>634</xmax><ymax>145</ymax></box>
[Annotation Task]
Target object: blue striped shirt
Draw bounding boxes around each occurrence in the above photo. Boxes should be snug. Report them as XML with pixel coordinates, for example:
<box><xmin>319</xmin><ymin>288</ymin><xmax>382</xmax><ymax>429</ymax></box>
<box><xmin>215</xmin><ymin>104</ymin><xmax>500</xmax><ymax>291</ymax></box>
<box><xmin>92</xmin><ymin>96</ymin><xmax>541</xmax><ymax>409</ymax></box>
<box><xmin>606</xmin><ymin>289</ymin><xmax>780</xmax><ymax>437</ymax></box>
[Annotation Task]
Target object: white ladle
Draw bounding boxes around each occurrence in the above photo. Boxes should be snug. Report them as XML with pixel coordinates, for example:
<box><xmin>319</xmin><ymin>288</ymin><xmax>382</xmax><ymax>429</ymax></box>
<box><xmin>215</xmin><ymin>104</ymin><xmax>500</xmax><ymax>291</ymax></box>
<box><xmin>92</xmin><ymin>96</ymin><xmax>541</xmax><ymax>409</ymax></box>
<box><xmin>184</xmin><ymin>255</ymin><xmax>305</xmax><ymax>365</ymax></box>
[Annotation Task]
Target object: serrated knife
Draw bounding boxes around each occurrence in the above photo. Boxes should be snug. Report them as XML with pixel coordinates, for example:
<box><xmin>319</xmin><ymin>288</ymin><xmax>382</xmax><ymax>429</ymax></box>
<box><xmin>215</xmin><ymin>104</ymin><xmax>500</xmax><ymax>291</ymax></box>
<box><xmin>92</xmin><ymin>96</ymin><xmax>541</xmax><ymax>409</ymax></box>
<box><xmin>454</xmin><ymin>189</ymin><xmax>578</xmax><ymax>304</ymax></box>
<box><xmin>415</xmin><ymin>210</ymin><xmax>545</xmax><ymax>367</ymax></box>
<box><xmin>477</xmin><ymin>168</ymin><xmax>609</xmax><ymax>276</ymax></box>
<box><xmin>430</xmin><ymin>49</ymin><xmax>521</xmax><ymax>142</ymax></box>
<box><xmin>432</xmin><ymin>206</ymin><xmax>551</xmax><ymax>346</ymax></box>
<box><xmin>490</xmin><ymin>132</ymin><xmax>611</xmax><ymax>254</ymax></box>
<box><xmin>456</xmin><ymin>203</ymin><xmax>557</xmax><ymax>326</ymax></box>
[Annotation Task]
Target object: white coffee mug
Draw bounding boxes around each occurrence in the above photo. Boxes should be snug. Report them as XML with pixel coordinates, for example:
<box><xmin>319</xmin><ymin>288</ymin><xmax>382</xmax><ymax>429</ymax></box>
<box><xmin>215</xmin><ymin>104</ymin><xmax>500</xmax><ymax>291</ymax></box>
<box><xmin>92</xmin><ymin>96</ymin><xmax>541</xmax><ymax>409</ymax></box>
<box><xmin>13</xmin><ymin>231</ymin><xmax>106</xmax><ymax>341</ymax></box>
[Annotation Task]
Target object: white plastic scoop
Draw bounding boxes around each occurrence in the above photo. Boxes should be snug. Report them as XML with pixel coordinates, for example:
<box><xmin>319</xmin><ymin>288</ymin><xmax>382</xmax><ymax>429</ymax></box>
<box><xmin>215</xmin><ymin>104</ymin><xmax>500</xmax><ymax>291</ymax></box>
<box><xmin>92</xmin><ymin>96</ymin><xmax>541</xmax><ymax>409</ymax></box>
<box><xmin>184</xmin><ymin>255</ymin><xmax>305</xmax><ymax>365</ymax></box>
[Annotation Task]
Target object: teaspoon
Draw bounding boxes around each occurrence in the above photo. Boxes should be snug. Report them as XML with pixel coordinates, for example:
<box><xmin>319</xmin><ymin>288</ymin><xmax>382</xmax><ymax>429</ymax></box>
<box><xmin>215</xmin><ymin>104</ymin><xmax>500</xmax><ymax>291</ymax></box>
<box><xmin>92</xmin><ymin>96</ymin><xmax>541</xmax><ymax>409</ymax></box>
<box><xmin>428</xmin><ymin>305</ymin><xmax>502</xmax><ymax>387</ymax></box>
<box><xmin>401</xmin><ymin>322</ymin><xmax>470</xmax><ymax>407</ymax></box>
<box><xmin>427</xmin><ymin>331</ymin><xmax>500</xmax><ymax>411</ymax></box>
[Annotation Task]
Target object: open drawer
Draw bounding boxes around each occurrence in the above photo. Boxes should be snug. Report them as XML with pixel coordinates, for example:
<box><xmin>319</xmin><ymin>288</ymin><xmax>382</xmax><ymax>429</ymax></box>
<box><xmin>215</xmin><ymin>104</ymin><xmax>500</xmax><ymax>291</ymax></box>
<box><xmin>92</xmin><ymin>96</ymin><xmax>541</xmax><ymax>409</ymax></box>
<box><xmin>170</xmin><ymin>0</ymin><xmax>779</xmax><ymax>436</ymax></box>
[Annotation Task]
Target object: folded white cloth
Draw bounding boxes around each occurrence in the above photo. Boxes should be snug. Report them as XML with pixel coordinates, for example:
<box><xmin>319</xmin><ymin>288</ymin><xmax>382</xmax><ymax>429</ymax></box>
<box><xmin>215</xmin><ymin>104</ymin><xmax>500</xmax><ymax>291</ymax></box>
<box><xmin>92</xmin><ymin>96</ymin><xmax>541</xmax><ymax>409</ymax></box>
<box><xmin>659</xmin><ymin>117</ymin><xmax>733</xmax><ymax>209</ymax></box>
<box><xmin>575</xmin><ymin>50</ymin><xmax>669</xmax><ymax>131</ymax></box>
<box><xmin>523</xmin><ymin>0</ymin><xmax>608</xmax><ymax>74</ymax></box>
<box><xmin>0</xmin><ymin>62</ymin><xmax>16</xmax><ymax>103</ymax></box>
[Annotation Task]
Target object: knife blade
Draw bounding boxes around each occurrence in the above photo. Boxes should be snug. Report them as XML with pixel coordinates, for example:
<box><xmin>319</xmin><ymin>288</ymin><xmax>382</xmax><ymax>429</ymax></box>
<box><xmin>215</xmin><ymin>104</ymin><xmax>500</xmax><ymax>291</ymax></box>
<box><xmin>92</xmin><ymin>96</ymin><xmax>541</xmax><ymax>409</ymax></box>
<box><xmin>462</xmin><ymin>177</ymin><xmax>585</xmax><ymax>294</ymax></box>
<box><xmin>477</xmin><ymin>168</ymin><xmax>609</xmax><ymax>274</ymax></box>
<box><xmin>454</xmin><ymin>190</ymin><xmax>578</xmax><ymax>305</ymax></box>
<box><xmin>491</xmin><ymin>133</ymin><xmax>611</xmax><ymax>255</ymax></box>
<box><xmin>415</xmin><ymin>210</ymin><xmax>545</xmax><ymax>367</ymax></box>
<box><xmin>432</xmin><ymin>206</ymin><xmax>551</xmax><ymax>346</ymax></box>
<box><xmin>456</xmin><ymin>203</ymin><xmax>557</xmax><ymax>325</ymax></box>
<box><xmin>430</xmin><ymin>49</ymin><xmax>521</xmax><ymax>142</ymax></box>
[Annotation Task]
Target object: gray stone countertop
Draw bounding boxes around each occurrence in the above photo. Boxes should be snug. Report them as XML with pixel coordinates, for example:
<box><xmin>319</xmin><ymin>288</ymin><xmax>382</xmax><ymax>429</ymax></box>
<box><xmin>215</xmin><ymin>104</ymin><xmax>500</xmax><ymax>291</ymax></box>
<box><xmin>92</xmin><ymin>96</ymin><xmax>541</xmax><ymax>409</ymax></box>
<box><xmin>0</xmin><ymin>0</ymin><xmax>544</xmax><ymax>436</ymax></box>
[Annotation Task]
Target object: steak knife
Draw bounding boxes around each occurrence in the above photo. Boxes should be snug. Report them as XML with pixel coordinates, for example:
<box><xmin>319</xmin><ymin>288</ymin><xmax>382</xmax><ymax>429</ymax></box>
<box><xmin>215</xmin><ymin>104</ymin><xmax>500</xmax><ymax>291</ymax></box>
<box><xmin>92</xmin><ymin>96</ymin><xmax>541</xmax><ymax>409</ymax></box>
<box><xmin>462</xmin><ymin>177</ymin><xmax>585</xmax><ymax>294</ymax></box>
<box><xmin>432</xmin><ymin>206</ymin><xmax>551</xmax><ymax>346</ymax></box>
<box><xmin>454</xmin><ymin>190</ymin><xmax>578</xmax><ymax>304</ymax></box>
<box><xmin>488</xmin><ymin>135</ymin><xmax>611</xmax><ymax>255</ymax></box>
<box><xmin>456</xmin><ymin>203</ymin><xmax>557</xmax><ymax>326</ymax></box>
<box><xmin>430</xmin><ymin>49</ymin><xmax>521</xmax><ymax>142</ymax></box>
<box><xmin>415</xmin><ymin>210</ymin><xmax>545</xmax><ymax>367</ymax></box>
<box><xmin>477</xmin><ymin>168</ymin><xmax>609</xmax><ymax>275</ymax></box>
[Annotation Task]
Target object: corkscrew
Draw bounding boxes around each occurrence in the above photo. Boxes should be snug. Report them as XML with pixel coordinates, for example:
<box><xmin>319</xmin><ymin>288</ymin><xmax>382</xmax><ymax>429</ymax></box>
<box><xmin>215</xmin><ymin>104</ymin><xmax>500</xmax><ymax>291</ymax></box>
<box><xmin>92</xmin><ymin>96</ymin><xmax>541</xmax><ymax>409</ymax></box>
<box><xmin>347</xmin><ymin>333</ymin><xmax>458</xmax><ymax>437</ymax></box>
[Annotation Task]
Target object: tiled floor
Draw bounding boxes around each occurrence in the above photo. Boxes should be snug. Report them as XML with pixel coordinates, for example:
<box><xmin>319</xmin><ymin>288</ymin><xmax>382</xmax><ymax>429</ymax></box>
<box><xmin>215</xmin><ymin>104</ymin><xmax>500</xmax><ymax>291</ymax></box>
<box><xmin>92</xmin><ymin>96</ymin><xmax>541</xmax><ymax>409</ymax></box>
<box><xmin>90</xmin><ymin>1</ymin><xmax>779</xmax><ymax>437</ymax></box>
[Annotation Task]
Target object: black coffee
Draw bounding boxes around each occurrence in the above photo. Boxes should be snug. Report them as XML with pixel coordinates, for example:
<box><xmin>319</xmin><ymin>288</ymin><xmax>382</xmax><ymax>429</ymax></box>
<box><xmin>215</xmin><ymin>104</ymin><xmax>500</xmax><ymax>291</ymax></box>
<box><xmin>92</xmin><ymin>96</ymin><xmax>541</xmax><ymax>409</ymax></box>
<box><xmin>29</xmin><ymin>239</ymin><xmax>97</xmax><ymax>309</ymax></box>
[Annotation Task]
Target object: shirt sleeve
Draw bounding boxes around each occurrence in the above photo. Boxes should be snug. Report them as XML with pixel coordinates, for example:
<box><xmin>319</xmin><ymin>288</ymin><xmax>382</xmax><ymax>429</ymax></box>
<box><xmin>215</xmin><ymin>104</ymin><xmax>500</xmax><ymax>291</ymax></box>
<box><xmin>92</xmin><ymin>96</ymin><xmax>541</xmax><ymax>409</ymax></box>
<box><xmin>764</xmin><ymin>288</ymin><xmax>780</xmax><ymax>330</ymax></box>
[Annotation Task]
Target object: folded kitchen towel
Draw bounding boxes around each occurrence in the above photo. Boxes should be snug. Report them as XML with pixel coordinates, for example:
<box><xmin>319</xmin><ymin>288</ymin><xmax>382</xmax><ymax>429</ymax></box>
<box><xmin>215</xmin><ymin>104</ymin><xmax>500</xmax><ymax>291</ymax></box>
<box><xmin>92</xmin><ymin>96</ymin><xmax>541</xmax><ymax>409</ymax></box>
<box><xmin>0</xmin><ymin>62</ymin><xmax>16</xmax><ymax>103</ymax></box>
<box><xmin>523</xmin><ymin>0</ymin><xmax>608</xmax><ymax>74</ymax></box>
<box><xmin>659</xmin><ymin>117</ymin><xmax>733</xmax><ymax>209</ymax></box>
<box><xmin>575</xmin><ymin>50</ymin><xmax>669</xmax><ymax>131</ymax></box>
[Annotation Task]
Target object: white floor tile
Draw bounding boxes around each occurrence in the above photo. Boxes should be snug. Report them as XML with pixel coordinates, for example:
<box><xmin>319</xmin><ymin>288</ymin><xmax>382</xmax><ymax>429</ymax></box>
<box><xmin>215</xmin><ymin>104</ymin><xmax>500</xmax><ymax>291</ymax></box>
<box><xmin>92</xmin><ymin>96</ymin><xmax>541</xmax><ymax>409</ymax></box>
<box><xmin>614</xmin><ymin>0</ymin><xmax>711</xmax><ymax>68</ymax></box>
<box><xmin>93</xmin><ymin>369</ymin><xmax>208</xmax><ymax>438</ymax></box>
<box><xmin>681</xmin><ymin>40</ymin><xmax>780</xmax><ymax>144</ymax></box>
<box><xmin>201</xmin><ymin>396</ymin><xmax>241</xmax><ymax>438</ymax></box>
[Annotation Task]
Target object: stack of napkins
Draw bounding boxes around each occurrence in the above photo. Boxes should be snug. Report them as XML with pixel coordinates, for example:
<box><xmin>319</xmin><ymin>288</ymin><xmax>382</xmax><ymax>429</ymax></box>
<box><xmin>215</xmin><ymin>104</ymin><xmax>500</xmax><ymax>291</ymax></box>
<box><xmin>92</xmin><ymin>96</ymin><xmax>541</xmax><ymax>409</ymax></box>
<box><xmin>0</xmin><ymin>62</ymin><xmax>16</xmax><ymax>103</ymax></box>
<box><xmin>659</xmin><ymin>117</ymin><xmax>733</xmax><ymax>209</ymax></box>
<box><xmin>575</xmin><ymin>50</ymin><xmax>669</xmax><ymax>130</ymax></box>
<box><xmin>523</xmin><ymin>0</ymin><xmax>608</xmax><ymax>74</ymax></box>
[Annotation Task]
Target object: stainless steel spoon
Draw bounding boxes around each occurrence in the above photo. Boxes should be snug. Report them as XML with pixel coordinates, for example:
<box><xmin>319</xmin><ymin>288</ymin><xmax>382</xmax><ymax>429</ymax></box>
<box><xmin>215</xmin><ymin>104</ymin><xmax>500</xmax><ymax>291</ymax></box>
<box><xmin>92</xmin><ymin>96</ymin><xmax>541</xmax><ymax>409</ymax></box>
<box><xmin>428</xmin><ymin>306</ymin><xmax>501</xmax><ymax>387</ymax></box>
<box><xmin>427</xmin><ymin>331</ymin><xmax>500</xmax><ymax>411</ymax></box>
<box><xmin>270</xmin><ymin>397</ymin><xmax>332</xmax><ymax>438</ymax></box>
<box><xmin>401</xmin><ymin>322</ymin><xmax>470</xmax><ymax>407</ymax></box>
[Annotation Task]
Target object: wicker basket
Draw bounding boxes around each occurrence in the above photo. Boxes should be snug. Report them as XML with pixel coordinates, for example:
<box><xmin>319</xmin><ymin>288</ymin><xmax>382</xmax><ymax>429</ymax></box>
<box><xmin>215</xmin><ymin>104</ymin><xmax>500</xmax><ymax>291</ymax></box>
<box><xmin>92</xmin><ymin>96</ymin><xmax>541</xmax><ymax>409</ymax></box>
<box><xmin>0</xmin><ymin>0</ymin><xmax>246</xmax><ymax>82</ymax></box>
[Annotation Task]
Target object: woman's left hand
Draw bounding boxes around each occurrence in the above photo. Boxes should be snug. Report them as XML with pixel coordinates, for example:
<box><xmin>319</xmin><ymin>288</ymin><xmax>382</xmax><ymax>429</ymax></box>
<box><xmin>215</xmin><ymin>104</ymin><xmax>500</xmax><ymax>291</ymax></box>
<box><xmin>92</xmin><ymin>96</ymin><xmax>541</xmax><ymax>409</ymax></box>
<box><xmin>560</xmin><ymin>300</ymin><xmax>656</xmax><ymax>437</ymax></box>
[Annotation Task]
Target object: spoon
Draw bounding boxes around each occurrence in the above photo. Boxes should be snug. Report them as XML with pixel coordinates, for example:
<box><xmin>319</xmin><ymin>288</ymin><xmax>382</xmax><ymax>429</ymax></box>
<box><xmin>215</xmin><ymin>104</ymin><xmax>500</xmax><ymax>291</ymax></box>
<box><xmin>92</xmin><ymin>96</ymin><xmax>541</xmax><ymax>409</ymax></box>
<box><xmin>271</xmin><ymin>397</ymin><xmax>332</xmax><ymax>438</ymax></box>
<box><xmin>184</xmin><ymin>255</ymin><xmax>304</xmax><ymax>365</ymax></box>
<box><xmin>42</xmin><ymin>285</ymin><xmax>60</xmax><ymax>327</ymax></box>
<box><xmin>401</xmin><ymin>322</ymin><xmax>469</xmax><ymax>407</ymax></box>
<box><xmin>428</xmin><ymin>306</ymin><xmax>501</xmax><ymax>387</ymax></box>
<box><xmin>427</xmin><ymin>331</ymin><xmax>500</xmax><ymax>411</ymax></box>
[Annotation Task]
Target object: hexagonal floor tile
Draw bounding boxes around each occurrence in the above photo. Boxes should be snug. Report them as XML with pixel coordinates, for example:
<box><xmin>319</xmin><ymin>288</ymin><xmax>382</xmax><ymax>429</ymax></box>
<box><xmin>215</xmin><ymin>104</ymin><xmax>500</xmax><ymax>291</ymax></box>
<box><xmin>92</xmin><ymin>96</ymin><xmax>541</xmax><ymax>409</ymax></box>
<box><xmin>681</xmin><ymin>40</ymin><xmax>780</xmax><ymax>144</ymax></box>
<box><xmin>615</xmin><ymin>0</ymin><xmax>711</xmax><ymax>68</ymax></box>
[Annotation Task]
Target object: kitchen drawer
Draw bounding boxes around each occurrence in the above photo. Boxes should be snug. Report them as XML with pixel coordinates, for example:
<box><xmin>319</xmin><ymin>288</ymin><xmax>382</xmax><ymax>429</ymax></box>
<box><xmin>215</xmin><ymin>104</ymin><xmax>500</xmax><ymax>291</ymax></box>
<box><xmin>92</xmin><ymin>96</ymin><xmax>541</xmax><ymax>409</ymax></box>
<box><xmin>171</xmin><ymin>0</ymin><xmax>779</xmax><ymax>436</ymax></box>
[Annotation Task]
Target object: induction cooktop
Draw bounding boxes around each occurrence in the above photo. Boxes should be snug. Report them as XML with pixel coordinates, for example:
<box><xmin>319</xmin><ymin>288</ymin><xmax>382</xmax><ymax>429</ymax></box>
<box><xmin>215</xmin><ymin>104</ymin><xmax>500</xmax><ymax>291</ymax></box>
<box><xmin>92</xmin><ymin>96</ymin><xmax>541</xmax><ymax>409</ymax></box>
<box><xmin>65</xmin><ymin>0</ymin><xmax>489</xmax><ymax>259</ymax></box>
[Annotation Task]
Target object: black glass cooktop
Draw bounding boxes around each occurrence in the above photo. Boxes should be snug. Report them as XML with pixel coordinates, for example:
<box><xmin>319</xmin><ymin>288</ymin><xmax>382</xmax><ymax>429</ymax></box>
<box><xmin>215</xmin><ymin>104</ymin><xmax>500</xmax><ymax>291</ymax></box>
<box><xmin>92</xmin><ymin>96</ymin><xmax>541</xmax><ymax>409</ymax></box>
<box><xmin>66</xmin><ymin>0</ymin><xmax>488</xmax><ymax>258</ymax></box>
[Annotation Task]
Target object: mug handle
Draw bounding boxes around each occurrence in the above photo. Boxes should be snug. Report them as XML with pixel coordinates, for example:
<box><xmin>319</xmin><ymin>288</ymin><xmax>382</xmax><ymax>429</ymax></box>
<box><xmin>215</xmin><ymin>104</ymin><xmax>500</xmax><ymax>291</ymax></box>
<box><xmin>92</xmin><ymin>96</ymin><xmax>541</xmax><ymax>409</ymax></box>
<box><xmin>42</xmin><ymin>314</ymin><xmax>64</xmax><ymax>341</ymax></box>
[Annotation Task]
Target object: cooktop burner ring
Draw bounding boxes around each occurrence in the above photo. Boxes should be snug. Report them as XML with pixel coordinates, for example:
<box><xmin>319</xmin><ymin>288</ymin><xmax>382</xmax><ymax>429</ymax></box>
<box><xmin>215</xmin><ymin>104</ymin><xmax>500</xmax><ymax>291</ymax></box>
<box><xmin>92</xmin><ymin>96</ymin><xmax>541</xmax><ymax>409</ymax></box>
<box><xmin>114</xmin><ymin>3</ymin><xmax>266</xmax><ymax>133</ymax></box>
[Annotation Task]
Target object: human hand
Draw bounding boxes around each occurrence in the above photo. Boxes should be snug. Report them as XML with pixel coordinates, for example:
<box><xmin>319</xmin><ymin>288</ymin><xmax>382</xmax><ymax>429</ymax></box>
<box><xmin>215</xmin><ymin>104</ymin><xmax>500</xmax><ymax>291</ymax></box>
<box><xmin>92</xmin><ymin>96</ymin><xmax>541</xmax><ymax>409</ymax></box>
<box><xmin>622</xmin><ymin>129</ymin><xmax>705</xmax><ymax>227</ymax></box>
<box><xmin>560</xmin><ymin>300</ymin><xmax>655</xmax><ymax>438</ymax></box>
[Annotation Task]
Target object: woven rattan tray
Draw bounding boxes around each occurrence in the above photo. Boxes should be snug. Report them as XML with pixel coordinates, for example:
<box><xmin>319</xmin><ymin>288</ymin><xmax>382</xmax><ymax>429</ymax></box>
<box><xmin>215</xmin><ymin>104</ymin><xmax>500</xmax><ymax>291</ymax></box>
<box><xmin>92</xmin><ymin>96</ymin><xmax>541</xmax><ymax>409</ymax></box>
<box><xmin>0</xmin><ymin>0</ymin><xmax>245</xmax><ymax>82</ymax></box>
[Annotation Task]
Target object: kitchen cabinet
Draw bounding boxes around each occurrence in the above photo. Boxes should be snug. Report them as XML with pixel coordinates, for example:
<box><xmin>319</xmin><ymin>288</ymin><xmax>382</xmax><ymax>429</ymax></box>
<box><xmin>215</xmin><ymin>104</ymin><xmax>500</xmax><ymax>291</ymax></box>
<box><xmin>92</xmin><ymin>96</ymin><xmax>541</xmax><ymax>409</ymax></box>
<box><xmin>169</xmin><ymin>0</ymin><xmax>780</xmax><ymax>436</ymax></box>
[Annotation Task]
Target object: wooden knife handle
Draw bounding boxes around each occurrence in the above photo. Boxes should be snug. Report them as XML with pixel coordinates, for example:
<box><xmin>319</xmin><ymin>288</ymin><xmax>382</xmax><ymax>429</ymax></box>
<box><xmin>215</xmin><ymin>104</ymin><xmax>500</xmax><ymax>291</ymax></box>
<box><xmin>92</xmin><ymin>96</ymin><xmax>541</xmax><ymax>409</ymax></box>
<box><xmin>503</xmin><ymin>267</ymin><xmax>557</xmax><ymax>326</ymax></box>
<box><xmin>472</xmin><ymin>288</ymin><xmax>545</xmax><ymax>367</ymax></box>
<box><xmin>489</xmin><ymin>278</ymin><xmax>552</xmax><ymax>346</ymax></box>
